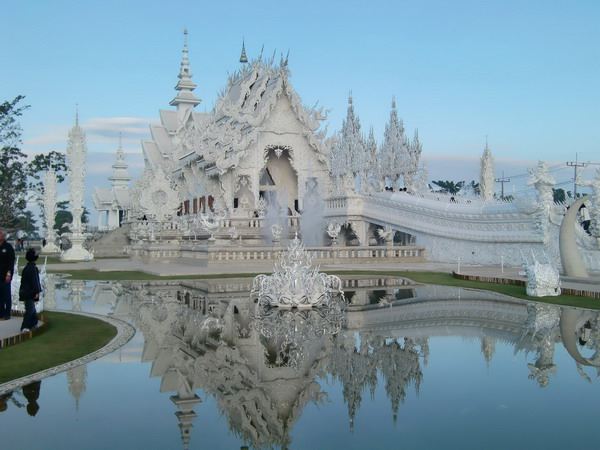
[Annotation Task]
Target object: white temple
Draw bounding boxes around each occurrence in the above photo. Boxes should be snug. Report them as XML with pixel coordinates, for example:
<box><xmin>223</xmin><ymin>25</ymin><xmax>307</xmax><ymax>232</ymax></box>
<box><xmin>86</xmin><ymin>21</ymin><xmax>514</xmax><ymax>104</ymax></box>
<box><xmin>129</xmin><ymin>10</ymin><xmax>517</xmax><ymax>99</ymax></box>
<box><xmin>88</xmin><ymin>30</ymin><xmax>600</xmax><ymax>273</ymax></box>
<box><xmin>93</xmin><ymin>136</ymin><xmax>131</xmax><ymax>231</ymax></box>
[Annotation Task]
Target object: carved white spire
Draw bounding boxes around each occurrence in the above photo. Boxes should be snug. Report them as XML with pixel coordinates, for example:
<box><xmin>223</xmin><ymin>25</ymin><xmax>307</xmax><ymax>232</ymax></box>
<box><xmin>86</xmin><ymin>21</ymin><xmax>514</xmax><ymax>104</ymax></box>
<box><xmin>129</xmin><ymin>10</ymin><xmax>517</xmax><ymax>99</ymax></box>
<box><xmin>109</xmin><ymin>133</ymin><xmax>131</xmax><ymax>189</ymax></box>
<box><xmin>381</xmin><ymin>97</ymin><xmax>408</xmax><ymax>187</ymax></box>
<box><xmin>66</xmin><ymin>109</ymin><xmax>87</xmax><ymax>232</ymax></box>
<box><xmin>480</xmin><ymin>139</ymin><xmax>495</xmax><ymax>200</ymax></box>
<box><xmin>41</xmin><ymin>170</ymin><xmax>60</xmax><ymax>254</ymax></box>
<box><xmin>239</xmin><ymin>39</ymin><xmax>248</xmax><ymax>63</ymax></box>
<box><xmin>61</xmin><ymin>108</ymin><xmax>93</xmax><ymax>261</ymax></box>
<box><xmin>336</xmin><ymin>93</ymin><xmax>365</xmax><ymax>173</ymax></box>
<box><xmin>405</xmin><ymin>129</ymin><xmax>423</xmax><ymax>192</ymax></box>
<box><xmin>170</xmin><ymin>28</ymin><xmax>201</xmax><ymax>112</ymax></box>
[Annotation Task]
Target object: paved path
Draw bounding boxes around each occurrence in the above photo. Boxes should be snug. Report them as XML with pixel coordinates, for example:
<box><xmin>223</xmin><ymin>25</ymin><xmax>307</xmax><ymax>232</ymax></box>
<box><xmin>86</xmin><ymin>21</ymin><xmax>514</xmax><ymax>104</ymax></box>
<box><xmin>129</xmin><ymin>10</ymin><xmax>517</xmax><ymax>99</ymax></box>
<box><xmin>47</xmin><ymin>258</ymin><xmax>474</xmax><ymax>276</ymax></box>
<box><xmin>0</xmin><ymin>318</ymin><xmax>23</xmax><ymax>340</ymax></box>
<box><xmin>458</xmin><ymin>266</ymin><xmax>600</xmax><ymax>294</ymax></box>
<box><xmin>46</xmin><ymin>257</ymin><xmax>600</xmax><ymax>295</ymax></box>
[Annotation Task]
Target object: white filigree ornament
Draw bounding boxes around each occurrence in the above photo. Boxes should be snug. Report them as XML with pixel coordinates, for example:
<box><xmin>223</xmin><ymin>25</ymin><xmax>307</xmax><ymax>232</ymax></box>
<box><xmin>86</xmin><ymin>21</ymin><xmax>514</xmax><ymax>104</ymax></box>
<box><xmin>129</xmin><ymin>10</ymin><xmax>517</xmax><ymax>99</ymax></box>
<box><xmin>252</xmin><ymin>234</ymin><xmax>346</xmax><ymax>309</ymax></box>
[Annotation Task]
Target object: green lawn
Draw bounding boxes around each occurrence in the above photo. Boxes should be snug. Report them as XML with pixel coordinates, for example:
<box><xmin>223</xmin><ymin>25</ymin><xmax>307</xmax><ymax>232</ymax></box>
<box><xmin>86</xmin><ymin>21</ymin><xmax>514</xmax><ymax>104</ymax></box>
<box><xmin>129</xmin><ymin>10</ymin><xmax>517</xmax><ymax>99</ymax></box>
<box><xmin>0</xmin><ymin>311</ymin><xmax>117</xmax><ymax>384</ymax></box>
<box><xmin>329</xmin><ymin>270</ymin><xmax>600</xmax><ymax>310</ymax></box>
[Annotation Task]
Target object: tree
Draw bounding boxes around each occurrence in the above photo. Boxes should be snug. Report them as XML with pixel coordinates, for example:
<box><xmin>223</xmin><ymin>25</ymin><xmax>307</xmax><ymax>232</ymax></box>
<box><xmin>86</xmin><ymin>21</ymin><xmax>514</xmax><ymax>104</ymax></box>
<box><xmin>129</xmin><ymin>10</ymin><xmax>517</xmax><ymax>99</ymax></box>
<box><xmin>28</xmin><ymin>150</ymin><xmax>67</xmax><ymax>195</ymax></box>
<box><xmin>468</xmin><ymin>180</ymin><xmax>480</xmax><ymax>195</ymax></box>
<box><xmin>432</xmin><ymin>180</ymin><xmax>465</xmax><ymax>195</ymax></box>
<box><xmin>0</xmin><ymin>96</ymin><xmax>30</xmax><ymax>231</ymax></box>
<box><xmin>54</xmin><ymin>200</ymin><xmax>89</xmax><ymax>234</ymax></box>
<box><xmin>15</xmin><ymin>210</ymin><xmax>37</xmax><ymax>238</ymax></box>
<box><xmin>552</xmin><ymin>188</ymin><xmax>566</xmax><ymax>203</ymax></box>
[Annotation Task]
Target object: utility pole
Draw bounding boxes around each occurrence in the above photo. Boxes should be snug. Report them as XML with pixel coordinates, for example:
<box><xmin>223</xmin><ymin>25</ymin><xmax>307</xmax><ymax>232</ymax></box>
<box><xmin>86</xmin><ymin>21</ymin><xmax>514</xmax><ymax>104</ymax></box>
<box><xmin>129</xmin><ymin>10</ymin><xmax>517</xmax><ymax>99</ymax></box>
<box><xmin>495</xmin><ymin>171</ymin><xmax>511</xmax><ymax>199</ymax></box>
<box><xmin>566</xmin><ymin>153</ymin><xmax>587</xmax><ymax>198</ymax></box>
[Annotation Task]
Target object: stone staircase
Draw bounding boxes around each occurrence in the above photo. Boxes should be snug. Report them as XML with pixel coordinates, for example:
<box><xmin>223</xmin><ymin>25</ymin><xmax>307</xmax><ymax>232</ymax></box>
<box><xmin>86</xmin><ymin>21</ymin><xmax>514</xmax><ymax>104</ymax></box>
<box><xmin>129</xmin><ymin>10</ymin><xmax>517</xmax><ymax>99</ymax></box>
<box><xmin>91</xmin><ymin>224</ymin><xmax>131</xmax><ymax>258</ymax></box>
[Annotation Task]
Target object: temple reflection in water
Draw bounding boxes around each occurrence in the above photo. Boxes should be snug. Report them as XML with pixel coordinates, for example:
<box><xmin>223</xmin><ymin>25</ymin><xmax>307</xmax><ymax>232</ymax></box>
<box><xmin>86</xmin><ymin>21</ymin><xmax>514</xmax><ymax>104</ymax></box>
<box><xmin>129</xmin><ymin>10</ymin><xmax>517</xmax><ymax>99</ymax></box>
<box><xmin>79</xmin><ymin>276</ymin><xmax>598</xmax><ymax>450</ymax></box>
<box><xmin>45</xmin><ymin>276</ymin><xmax>600</xmax><ymax>450</ymax></box>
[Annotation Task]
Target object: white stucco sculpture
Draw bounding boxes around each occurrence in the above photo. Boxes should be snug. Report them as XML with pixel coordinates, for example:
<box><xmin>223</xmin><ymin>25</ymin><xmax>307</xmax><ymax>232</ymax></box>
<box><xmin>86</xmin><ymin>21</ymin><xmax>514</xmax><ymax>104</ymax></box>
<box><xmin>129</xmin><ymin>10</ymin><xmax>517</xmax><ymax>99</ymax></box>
<box><xmin>41</xmin><ymin>170</ymin><xmax>60</xmax><ymax>253</ymax></box>
<box><xmin>252</xmin><ymin>234</ymin><xmax>345</xmax><ymax>308</ymax></box>
<box><xmin>61</xmin><ymin>111</ymin><xmax>93</xmax><ymax>261</ymax></box>
<box><xmin>524</xmin><ymin>253</ymin><xmax>561</xmax><ymax>297</ymax></box>
<box><xmin>480</xmin><ymin>141</ymin><xmax>494</xmax><ymax>201</ymax></box>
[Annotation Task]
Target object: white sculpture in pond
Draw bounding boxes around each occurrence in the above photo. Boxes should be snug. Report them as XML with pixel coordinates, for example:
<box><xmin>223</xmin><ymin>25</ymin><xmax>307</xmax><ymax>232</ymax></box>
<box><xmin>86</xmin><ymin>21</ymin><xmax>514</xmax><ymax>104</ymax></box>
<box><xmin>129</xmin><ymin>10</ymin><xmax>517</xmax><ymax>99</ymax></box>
<box><xmin>524</xmin><ymin>253</ymin><xmax>561</xmax><ymax>297</ymax></box>
<box><xmin>252</xmin><ymin>234</ymin><xmax>345</xmax><ymax>308</ymax></box>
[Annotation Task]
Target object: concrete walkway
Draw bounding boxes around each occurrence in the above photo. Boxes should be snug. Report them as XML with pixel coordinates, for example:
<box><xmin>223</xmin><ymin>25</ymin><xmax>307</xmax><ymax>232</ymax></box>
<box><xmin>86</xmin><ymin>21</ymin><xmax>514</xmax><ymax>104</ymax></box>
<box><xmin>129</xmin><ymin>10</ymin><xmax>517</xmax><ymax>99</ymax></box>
<box><xmin>0</xmin><ymin>318</ymin><xmax>24</xmax><ymax>340</ymax></box>
<box><xmin>46</xmin><ymin>257</ymin><xmax>600</xmax><ymax>296</ymax></box>
<box><xmin>458</xmin><ymin>266</ymin><xmax>600</xmax><ymax>295</ymax></box>
<box><xmin>47</xmin><ymin>257</ymin><xmax>471</xmax><ymax>277</ymax></box>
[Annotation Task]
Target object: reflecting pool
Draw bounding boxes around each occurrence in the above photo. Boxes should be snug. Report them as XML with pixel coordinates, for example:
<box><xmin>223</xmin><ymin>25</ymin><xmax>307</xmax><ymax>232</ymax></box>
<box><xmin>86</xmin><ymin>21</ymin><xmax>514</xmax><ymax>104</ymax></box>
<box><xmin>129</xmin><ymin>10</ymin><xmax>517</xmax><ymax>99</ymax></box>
<box><xmin>2</xmin><ymin>276</ymin><xmax>600</xmax><ymax>450</ymax></box>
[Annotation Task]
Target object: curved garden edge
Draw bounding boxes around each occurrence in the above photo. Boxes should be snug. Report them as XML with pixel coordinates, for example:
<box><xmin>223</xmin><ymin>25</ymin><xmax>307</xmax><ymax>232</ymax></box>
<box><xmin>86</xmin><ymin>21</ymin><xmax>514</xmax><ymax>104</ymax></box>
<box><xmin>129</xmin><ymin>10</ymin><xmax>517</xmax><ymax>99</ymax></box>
<box><xmin>0</xmin><ymin>311</ymin><xmax>136</xmax><ymax>395</ymax></box>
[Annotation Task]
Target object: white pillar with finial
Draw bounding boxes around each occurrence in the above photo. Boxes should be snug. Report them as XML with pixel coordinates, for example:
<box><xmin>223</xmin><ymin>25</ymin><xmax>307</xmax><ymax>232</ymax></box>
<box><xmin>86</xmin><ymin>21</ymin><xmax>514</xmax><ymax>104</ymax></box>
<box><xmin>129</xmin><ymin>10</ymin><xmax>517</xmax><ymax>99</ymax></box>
<box><xmin>61</xmin><ymin>106</ymin><xmax>94</xmax><ymax>261</ymax></box>
<box><xmin>42</xmin><ymin>169</ymin><xmax>60</xmax><ymax>254</ymax></box>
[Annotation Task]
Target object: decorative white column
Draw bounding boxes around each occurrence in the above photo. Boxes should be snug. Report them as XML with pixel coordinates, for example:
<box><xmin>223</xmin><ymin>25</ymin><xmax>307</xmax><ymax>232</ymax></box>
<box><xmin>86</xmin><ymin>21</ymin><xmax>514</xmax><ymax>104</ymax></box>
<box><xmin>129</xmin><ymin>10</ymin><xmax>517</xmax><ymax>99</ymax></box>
<box><xmin>41</xmin><ymin>169</ymin><xmax>60</xmax><ymax>254</ymax></box>
<box><xmin>61</xmin><ymin>111</ymin><xmax>94</xmax><ymax>261</ymax></box>
<box><xmin>480</xmin><ymin>141</ymin><xmax>495</xmax><ymax>201</ymax></box>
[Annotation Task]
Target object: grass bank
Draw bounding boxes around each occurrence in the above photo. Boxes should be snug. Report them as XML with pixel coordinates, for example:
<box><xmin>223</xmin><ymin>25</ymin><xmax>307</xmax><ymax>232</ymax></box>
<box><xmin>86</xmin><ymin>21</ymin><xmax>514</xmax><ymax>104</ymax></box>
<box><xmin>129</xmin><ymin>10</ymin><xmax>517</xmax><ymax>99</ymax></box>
<box><xmin>330</xmin><ymin>270</ymin><xmax>600</xmax><ymax>310</ymax></box>
<box><xmin>48</xmin><ymin>268</ymin><xmax>600</xmax><ymax>310</ymax></box>
<box><xmin>0</xmin><ymin>311</ymin><xmax>117</xmax><ymax>384</ymax></box>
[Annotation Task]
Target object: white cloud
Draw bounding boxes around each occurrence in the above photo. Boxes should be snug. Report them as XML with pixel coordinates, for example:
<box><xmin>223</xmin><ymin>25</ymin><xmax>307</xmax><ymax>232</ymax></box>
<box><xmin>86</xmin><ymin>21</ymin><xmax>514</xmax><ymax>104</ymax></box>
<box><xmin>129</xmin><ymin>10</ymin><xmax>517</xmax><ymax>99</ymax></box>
<box><xmin>22</xmin><ymin>116</ymin><xmax>158</xmax><ymax>155</ymax></box>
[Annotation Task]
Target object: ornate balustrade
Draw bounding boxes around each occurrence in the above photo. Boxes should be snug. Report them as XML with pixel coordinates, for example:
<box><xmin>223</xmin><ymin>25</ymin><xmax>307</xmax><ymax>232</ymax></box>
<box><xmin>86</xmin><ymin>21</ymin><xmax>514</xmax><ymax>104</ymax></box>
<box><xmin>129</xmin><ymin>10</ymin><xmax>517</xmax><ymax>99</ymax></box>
<box><xmin>204</xmin><ymin>245</ymin><xmax>425</xmax><ymax>264</ymax></box>
<box><xmin>325</xmin><ymin>193</ymin><xmax>543</xmax><ymax>243</ymax></box>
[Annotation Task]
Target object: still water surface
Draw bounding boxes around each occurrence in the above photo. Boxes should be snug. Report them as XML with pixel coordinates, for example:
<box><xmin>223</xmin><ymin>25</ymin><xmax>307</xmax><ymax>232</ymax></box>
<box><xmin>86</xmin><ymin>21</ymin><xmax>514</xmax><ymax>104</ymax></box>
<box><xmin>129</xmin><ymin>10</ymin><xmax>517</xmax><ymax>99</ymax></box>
<box><xmin>1</xmin><ymin>276</ymin><xmax>599</xmax><ymax>450</ymax></box>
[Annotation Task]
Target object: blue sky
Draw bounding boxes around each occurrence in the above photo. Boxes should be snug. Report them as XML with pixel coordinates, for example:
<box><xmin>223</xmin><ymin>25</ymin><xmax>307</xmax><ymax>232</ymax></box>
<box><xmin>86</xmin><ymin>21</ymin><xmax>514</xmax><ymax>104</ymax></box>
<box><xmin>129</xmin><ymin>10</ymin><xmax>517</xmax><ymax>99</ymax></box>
<box><xmin>2</xmin><ymin>0</ymin><xmax>599</xmax><ymax>165</ymax></box>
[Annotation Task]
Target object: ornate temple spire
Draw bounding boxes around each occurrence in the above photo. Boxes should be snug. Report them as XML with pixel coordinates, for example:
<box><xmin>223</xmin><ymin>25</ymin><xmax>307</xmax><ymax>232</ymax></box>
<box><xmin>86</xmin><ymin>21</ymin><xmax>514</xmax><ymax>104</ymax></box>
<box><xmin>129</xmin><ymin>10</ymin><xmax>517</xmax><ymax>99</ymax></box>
<box><xmin>381</xmin><ymin>96</ymin><xmax>408</xmax><ymax>186</ymax></box>
<box><xmin>170</xmin><ymin>28</ymin><xmax>201</xmax><ymax>112</ymax></box>
<box><xmin>239</xmin><ymin>39</ymin><xmax>248</xmax><ymax>63</ymax></box>
<box><xmin>109</xmin><ymin>133</ymin><xmax>131</xmax><ymax>189</ymax></box>
<box><xmin>480</xmin><ymin>139</ymin><xmax>495</xmax><ymax>200</ymax></box>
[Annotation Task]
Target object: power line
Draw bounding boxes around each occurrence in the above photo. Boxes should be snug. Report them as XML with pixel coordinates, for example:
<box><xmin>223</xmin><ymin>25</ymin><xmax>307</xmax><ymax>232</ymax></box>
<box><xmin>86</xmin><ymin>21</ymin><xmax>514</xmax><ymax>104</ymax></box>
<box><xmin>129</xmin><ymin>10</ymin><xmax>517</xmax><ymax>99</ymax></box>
<box><xmin>495</xmin><ymin>171</ymin><xmax>511</xmax><ymax>198</ymax></box>
<box><xmin>566</xmin><ymin>152</ymin><xmax>587</xmax><ymax>197</ymax></box>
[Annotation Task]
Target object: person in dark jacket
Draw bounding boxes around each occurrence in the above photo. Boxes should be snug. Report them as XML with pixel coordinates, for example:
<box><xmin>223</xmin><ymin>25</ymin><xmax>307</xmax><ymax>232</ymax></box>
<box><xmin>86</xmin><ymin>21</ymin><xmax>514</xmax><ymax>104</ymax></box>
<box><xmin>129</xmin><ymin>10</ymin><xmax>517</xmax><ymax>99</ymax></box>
<box><xmin>22</xmin><ymin>381</ymin><xmax>42</xmax><ymax>416</ymax></box>
<box><xmin>20</xmin><ymin>248</ymin><xmax>42</xmax><ymax>332</ymax></box>
<box><xmin>0</xmin><ymin>229</ymin><xmax>15</xmax><ymax>320</ymax></box>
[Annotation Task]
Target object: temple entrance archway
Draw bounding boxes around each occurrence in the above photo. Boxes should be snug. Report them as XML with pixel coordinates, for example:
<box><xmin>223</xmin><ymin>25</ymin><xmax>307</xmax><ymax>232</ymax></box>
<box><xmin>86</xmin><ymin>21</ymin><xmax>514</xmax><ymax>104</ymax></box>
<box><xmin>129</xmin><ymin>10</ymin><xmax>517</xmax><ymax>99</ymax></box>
<box><xmin>259</xmin><ymin>146</ymin><xmax>298</xmax><ymax>214</ymax></box>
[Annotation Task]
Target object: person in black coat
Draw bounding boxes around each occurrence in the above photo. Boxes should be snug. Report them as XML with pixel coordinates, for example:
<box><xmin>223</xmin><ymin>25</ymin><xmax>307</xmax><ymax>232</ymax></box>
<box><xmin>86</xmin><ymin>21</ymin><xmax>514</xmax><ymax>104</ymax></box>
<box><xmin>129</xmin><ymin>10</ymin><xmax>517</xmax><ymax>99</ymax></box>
<box><xmin>19</xmin><ymin>248</ymin><xmax>42</xmax><ymax>332</ymax></box>
<box><xmin>0</xmin><ymin>229</ymin><xmax>15</xmax><ymax>320</ymax></box>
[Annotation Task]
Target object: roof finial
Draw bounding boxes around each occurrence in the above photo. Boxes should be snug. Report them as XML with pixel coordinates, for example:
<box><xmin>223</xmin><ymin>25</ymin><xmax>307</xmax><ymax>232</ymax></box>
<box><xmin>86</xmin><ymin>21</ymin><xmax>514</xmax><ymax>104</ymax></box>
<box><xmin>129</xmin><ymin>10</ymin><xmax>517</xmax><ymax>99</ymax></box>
<box><xmin>170</xmin><ymin>28</ymin><xmax>200</xmax><ymax>111</ymax></box>
<box><xmin>118</xmin><ymin>132</ymin><xmax>123</xmax><ymax>150</ymax></box>
<box><xmin>239</xmin><ymin>38</ymin><xmax>248</xmax><ymax>63</ymax></box>
<box><xmin>179</xmin><ymin>28</ymin><xmax>191</xmax><ymax>78</ymax></box>
<box><xmin>348</xmin><ymin>90</ymin><xmax>353</xmax><ymax>106</ymax></box>
<box><xmin>391</xmin><ymin>96</ymin><xmax>396</xmax><ymax>110</ymax></box>
<box><xmin>75</xmin><ymin>103</ymin><xmax>79</xmax><ymax>126</ymax></box>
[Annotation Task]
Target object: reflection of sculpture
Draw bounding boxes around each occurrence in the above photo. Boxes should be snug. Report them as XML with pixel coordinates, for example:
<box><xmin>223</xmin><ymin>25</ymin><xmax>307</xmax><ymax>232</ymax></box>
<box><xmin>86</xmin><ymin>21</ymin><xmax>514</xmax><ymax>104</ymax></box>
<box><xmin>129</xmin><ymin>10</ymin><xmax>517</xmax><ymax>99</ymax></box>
<box><xmin>328</xmin><ymin>333</ymin><xmax>423</xmax><ymax>426</ymax></box>
<box><xmin>117</xmin><ymin>278</ymin><xmax>600</xmax><ymax>449</ymax></box>
<box><xmin>254</xmin><ymin>299</ymin><xmax>345</xmax><ymax>369</ymax></box>
<box><xmin>252</xmin><ymin>234</ymin><xmax>345</xmax><ymax>308</ymax></box>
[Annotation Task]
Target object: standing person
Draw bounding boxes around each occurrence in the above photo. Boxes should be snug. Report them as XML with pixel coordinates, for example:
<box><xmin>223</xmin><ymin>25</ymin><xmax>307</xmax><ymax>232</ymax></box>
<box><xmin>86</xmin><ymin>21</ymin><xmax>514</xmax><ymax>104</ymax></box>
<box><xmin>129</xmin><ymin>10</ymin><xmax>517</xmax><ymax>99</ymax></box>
<box><xmin>0</xmin><ymin>229</ymin><xmax>16</xmax><ymax>320</ymax></box>
<box><xmin>19</xmin><ymin>248</ymin><xmax>42</xmax><ymax>332</ymax></box>
<box><xmin>579</xmin><ymin>204</ymin><xmax>591</xmax><ymax>235</ymax></box>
